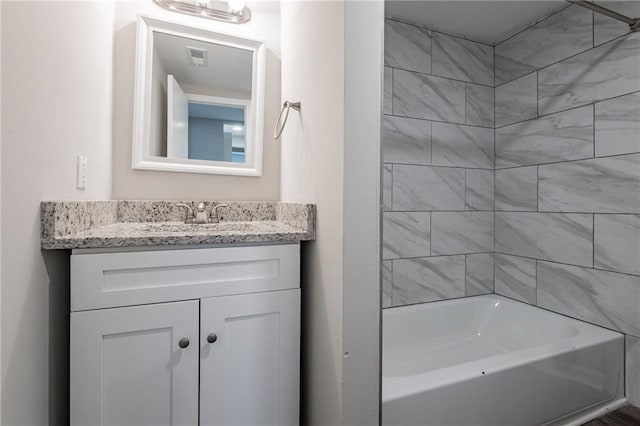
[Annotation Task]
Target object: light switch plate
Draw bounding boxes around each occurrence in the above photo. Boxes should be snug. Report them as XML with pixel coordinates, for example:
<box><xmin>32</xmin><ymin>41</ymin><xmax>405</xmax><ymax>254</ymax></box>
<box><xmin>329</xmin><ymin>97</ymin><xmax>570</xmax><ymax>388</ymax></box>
<box><xmin>76</xmin><ymin>155</ymin><xmax>88</xmax><ymax>190</ymax></box>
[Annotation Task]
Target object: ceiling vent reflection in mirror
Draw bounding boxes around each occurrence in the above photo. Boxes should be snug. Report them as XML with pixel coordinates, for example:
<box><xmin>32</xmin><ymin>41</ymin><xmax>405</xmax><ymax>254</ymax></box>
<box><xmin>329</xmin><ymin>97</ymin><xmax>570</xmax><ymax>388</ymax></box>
<box><xmin>154</xmin><ymin>0</ymin><xmax>251</xmax><ymax>24</ymax></box>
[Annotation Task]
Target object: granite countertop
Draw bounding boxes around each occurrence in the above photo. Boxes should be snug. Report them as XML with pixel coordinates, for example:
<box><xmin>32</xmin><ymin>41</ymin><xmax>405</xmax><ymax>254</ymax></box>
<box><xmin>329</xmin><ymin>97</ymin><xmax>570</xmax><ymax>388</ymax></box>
<box><xmin>41</xmin><ymin>201</ymin><xmax>315</xmax><ymax>249</ymax></box>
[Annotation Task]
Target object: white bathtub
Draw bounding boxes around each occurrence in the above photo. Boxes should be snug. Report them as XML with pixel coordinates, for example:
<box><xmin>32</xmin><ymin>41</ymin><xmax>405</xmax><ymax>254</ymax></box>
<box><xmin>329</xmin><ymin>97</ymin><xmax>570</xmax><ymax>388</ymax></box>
<box><xmin>382</xmin><ymin>295</ymin><xmax>625</xmax><ymax>426</ymax></box>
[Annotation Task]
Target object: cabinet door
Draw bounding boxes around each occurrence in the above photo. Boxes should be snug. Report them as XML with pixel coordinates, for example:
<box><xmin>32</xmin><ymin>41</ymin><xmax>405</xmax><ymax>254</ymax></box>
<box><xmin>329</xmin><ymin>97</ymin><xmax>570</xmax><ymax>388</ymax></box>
<box><xmin>200</xmin><ymin>289</ymin><xmax>301</xmax><ymax>426</ymax></box>
<box><xmin>71</xmin><ymin>301</ymin><xmax>199</xmax><ymax>426</ymax></box>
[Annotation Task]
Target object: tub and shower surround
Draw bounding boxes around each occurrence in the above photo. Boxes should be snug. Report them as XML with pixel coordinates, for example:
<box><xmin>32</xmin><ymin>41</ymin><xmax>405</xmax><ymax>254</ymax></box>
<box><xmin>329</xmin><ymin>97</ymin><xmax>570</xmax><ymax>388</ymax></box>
<box><xmin>492</xmin><ymin>3</ymin><xmax>640</xmax><ymax>406</ymax></box>
<box><xmin>382</xmin><ymin>19</ymin><xmax>495</xmax><ymax>308</ymax></box>
<box><xmin>382</xmin><ymin>1</ymin><xmax>640</xmax><ymax>407</ymax></box>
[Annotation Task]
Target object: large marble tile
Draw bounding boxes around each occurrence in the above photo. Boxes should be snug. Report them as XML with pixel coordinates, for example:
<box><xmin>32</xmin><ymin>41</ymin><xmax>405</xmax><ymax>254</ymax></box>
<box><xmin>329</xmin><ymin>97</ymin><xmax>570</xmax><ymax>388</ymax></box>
<box><xmin>432</xmin><ymin>123</ymin><xmax>494</xmax><ymax>169</ymax></box>
<box><xmin>495</xmin><ymin>106</ymin><xmax>594</xmax><ymax>168</ymax></box>
<box><xmin>465</xmin><ymin>169</ymin><xmax>494</xmax><ymax>211</ymax></box>
<box><xmin>538</xmin><ymin>154</ymin><xmax>640</xmax><ymax>213</ymax></box>
<box><xmin>384</xmin><ymin>19</ymin><xmax>432</xmax><ymax>74</ymax></box>
<box><xmin>495</xmin><ymin>5</ymin><xmax>593</xmax><ymax>85</ymax></box>
<box><xmin>466</xmin><ymin>253</ymin><xmax>494</xmax><ymax>296</ymax></box>
<box><xmin>432</xmin><ymin>32</ymin><xmax>493</xmax><ymax>86</ymax></box>
<box><xmin>495</xmin><ymin>167</ymin><xmax>538</xmax><ymax>211</ymax></box>
<box><xmin>495</xmin><ymin>212</ymin><xmax>593</xmax><ymax>267</ymax></box>
<box><xmin>393</xmin><ymin>165</ymin><xmax>465</xmax><ymax>211</ymax></box>
<box><xmin>494</xmin><ymin>253</ymin><xmax>537</xmax><ymax>304</ymax></box>
<box><xmin>383</xmin><ymin>164</ymin><xmax>392</xmax><ymax>211</ymax></box>
<box><xmin>393</xmin><ymin>255</ymin><xmax>465</xmax><ymax>305</ymax></box>
<box><xmin>382</xmin><ymin>260</ymin><xmax>392</xmax><ymax>308</ymax></box>
<box><xmin>594</xmin><ymin>214</ymin><xmax>640</xmax><ymax>276</ymax></box>
<box><xmin>382</xmin><ymin>212</ymin><xmax>430</xmax><ymax>259</ymax></box>
<box><xmin>393</xmin><ymin>69</ymin><xmax>466</xmax><ymax>123</ymax></box>
<box><xmin>539</xmin><ymin>33</ymin><xmax>640</xmax><ymax>116</ymax></box>
<box><xmin>431</xmin><ymin>211</ymin><xmax>494</xmax><ymax>255</ymax></box>
<box><xmin>466</xmin><ymin>83</ymin><xmax>494</xmax><ymax>128</ymax></box>
<box><xmin>627</xmin><ymin>335</ymin><xmax>640</xmax><ymax>406</ymax></box>
<box><xmin>595</xmin><ymin>92</ymin><xmax>640</xmax><ymax>157</ymax></box>
<box><xmin>594</xmin><ymin>1</ymin><xmax>640</xmax><ymax>46</ymax></box>
<box><xmin>383</xmin><ymin>115</ymin><xmax>431</xmax><ymax>165</ymax></box>
<box><xmin>495</xmin><ymin>73</ymin><xmax>538</xmax><ymax>127</ymax></box>
<box><xmin>384</xmin><ymin>67</ymin><xmax>393</xmax><ymax>115</ymax></box>
<box><xmin>537</xmin><ymin>261</ymin><xmax>640</xmax><ymax>336</ymax></box>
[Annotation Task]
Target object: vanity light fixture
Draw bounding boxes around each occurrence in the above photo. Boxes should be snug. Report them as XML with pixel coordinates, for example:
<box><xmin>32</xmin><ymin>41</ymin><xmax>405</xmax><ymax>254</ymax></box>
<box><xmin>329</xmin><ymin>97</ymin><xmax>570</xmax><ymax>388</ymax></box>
<box><xmin>153</xmin><ymin>0</ymin><xmax>251</xmax><ymax>24</ymax></box>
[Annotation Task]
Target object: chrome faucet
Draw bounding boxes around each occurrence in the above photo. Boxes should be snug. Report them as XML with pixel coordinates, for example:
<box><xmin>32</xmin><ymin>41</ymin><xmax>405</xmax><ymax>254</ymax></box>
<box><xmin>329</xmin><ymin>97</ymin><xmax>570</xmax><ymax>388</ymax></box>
<box><xmin>192</xmin><ymin>202</ymin><xmax>209</xmax><ymax>224</ymax></box>
<box><xmin>176</xmin><ymin>202</ymin><xmax>229</xmax><ymax>224</ymax></box>
<box><xmin>175</xmin><ymin>203</ymin><xmax>195</xmax><ymax>224</ymax></box>
<box><xmin>210</xmin><ymin>203</ymin><xmax>229</xmax><ymax>223</ymax></box>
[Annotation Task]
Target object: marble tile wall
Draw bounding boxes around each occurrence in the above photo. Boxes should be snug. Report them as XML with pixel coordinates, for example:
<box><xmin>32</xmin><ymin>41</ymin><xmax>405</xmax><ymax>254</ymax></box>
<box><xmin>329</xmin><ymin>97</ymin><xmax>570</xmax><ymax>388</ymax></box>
<box><xmin>383</xmin><ymin>18</ymin><xmax>495</xmax><ymax>308</ymax></box>
<box><xmin>384</xmin><ymin>5</ymin><xmax>640</xmax><ymax>406</ymax></box>
<box><xmin>492</xmin><ymin>4</ymin><xmax>640</xmax><ymax>403</ymax></box>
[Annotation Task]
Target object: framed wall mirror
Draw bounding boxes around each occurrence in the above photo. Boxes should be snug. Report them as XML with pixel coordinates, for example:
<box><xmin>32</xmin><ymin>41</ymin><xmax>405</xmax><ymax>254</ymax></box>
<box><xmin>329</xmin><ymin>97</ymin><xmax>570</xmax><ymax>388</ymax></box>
<box><xmin>132</xmin><ymin>15</ymin><xmax>266</xmax><ymax>176</ymax></box>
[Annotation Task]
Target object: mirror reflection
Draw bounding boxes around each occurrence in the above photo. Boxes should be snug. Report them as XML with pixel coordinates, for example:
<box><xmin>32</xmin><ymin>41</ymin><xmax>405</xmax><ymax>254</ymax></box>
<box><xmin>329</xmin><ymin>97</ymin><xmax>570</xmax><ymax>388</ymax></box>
<box><xmin>150</xmin><ymin>31</ymin><xmax>253</xmax><ymax>163</ymax></box>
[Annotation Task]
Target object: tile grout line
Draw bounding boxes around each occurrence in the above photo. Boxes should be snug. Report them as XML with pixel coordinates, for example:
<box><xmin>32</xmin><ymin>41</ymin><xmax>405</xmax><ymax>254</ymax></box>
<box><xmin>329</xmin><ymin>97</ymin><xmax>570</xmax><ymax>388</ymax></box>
<box><xmin>386</xmin><ymin>16</ymin><xmax>494</xmax><ymax>48</ymax></box>
<box><xmin>390</xmin><ymin>259</ymin><xmax>394</xmax><ymax>307</ymax></box>
<box><xmin>464</xmin><ymin>169</ymin><xmax>467</xmax><ymax>209</ymax></box>
<box><xmin>429</xmin><ymin>211</ymin><xmax>432</xmax><ymax>257</ymax></box>
<box><xmin>392</xmin><ymin>209</ymin><xmax>639</xmax><ymax>215</ymax></box>
<box><xmin>385</xmin><ymin>161</ymin><xmax>492</xmax><ymax>171</ymax></box>
<box><xmin>392</xmin><ymin>64</ymin><xmax>495</xmax><ymax>89</ymax></box>
<box><xmin>494</xmin><ymin>42</ymin><xmax>497</xmax><ymax>295</ymax></box>
<box><xmin>385</xmin><ymin>251</ymin><xmax>497</xmax><ymax>261</ymax></box>
<box><xmin>534</xmin><ymin>259</ymin><xmax>538</xmax><ymax>306</ymax></box>
<box><xmin>593</xmin><ymin>103</ymin><xmax>596</xmax><ymax>158</ymax></box>
<box><xmin>592</xmin><ymin>214</ymin><xmax>595</xmax><ymax>268</ymax></box>
<box><xmin>384</xmin><ymin>109</ymin><xmax>493</xmax><ymax>130</ymax></box>
<box><xmin>494</xmin><ymin>3</ymin><xmax>572</xmax><ymax>47</ymax></box>
<box><xmin>536</xmin><ymin>165</ymin><xmax>539</xmax><ymax>212</ymax></box>
<box><xmin>592</xmin><ymin>10</ymin><xmax>595</xmax><ymax>49</ymax></box>
<box><xmin>464</xmin><ymin>254</ymin><xmax>468</xmax><ymax>296</ymax></box>
<box><xmin>494</xmin><ymin>151</ymin><xmax>640</xmax><ymax>171</ymax></box>
<box><xmin>495</xmin><ymin>88</ymin><xmax>640</xmax><ymax>129</ymax></box>
<box><xmin>392</xmin><ymin>74</ymin><xmax>640</xmax><ymax>132</ymax></box>
<box><xmin>390</xmin><ymin>67</ymin><xmax>394</xmax><ymax>116</ymax></box>
<box><xmin>493</xmin><ymin>250</ymin><xmax>640</xmax><ymax>279</ymax></box>
<box><xmin>430</xmin><ymin>121</ymin><xmax>433</xmax><ymax>165</ymax></box>
<box><xmin>494</xmin><ymin>29</ymin><xmax>633</xmax><ymax>89</ymax></box>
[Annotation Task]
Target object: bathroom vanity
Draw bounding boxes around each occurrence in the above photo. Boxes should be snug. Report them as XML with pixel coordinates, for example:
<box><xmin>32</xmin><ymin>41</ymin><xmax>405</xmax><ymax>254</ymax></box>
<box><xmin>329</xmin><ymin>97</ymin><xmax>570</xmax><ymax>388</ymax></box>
<box><xmin>41</xmin><ymin>201</ymin><xmax>315</xmax><ymax>426</ymax></box>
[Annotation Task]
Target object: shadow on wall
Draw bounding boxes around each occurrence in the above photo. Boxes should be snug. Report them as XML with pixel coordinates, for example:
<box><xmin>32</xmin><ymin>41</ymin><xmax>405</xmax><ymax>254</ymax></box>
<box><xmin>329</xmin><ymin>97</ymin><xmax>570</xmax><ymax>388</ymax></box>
<box><xmin>43</xmin><ymin>249</ymin><xmax>70</xmax><ymax>425</ymax></box>
<box><xmin>299</xmin><ymin>242</ymin><xmax>342</xmax><ymax>425</ymax></box>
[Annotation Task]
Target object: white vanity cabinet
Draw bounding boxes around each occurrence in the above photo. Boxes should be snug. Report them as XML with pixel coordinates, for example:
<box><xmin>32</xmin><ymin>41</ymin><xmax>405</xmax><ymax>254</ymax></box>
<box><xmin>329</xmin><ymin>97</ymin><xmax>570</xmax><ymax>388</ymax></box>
<box><xmin>69</xmin><ymin>244</ymin><xmax>301</xmax><ymax>426</ymax></box>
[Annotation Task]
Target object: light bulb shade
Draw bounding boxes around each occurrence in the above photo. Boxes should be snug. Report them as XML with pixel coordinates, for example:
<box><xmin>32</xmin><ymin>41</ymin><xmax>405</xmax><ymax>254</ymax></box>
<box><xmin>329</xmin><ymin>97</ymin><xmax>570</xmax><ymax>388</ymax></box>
<box><xmin>227</xmin><ymin>0</ymin><xmax>246</xmax><ymax>13</ymax></box>
<box><xmin>153</xmin><ymin>0</ymin><xmax>251</xmax><ymax>23</ymax></box>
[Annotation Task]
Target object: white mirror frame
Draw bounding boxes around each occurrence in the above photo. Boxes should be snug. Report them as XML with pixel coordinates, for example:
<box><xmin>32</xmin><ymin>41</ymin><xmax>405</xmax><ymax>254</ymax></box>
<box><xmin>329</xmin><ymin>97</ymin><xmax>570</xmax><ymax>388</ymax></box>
<box><xmin>132</xmin><ymin>15</ymin><xmax>266</xmax><ymax>176</ymax></box>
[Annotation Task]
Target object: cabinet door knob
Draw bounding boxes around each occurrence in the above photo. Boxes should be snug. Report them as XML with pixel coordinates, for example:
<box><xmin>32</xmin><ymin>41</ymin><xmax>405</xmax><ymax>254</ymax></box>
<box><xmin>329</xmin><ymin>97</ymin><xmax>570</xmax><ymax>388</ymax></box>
<box><xmin>178</xmin><ymin>337</ymin><xmax>190</xmax><ymax>349</ymax></box>
<box><xmin>206</xmin><ymin>333</ymin><xmax>218</xmax><ymax>344</ymax></box>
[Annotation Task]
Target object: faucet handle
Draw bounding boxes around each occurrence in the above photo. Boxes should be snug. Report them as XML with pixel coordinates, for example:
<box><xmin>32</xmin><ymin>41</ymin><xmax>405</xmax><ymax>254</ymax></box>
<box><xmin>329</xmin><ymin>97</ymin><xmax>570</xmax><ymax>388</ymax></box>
<box><xmin>210</xmin><ymin>203</ymin><xmax>229</xmax><ymax>223</ymax></box>
<box><xmin>175</xmin><ymin>203</ymin><xmax>194</xmax><ymax>224</ymax></box>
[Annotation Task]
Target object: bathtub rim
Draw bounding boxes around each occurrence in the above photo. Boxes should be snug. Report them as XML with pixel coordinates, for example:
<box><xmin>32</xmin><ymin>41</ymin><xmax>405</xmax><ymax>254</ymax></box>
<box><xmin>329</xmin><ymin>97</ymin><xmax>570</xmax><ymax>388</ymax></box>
<box><xmin>382</xmin><ymin>294</ymin><xmax>624</xmax><ymax>403</ymax></box>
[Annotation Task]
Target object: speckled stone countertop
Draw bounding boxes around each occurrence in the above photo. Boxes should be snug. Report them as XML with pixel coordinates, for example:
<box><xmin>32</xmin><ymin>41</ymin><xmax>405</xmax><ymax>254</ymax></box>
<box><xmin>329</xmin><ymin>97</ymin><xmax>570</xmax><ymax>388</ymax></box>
<box><xmin>41</xmin><ymin>201</ymin><xmax>315</xmax><ymax>249</ymax></box>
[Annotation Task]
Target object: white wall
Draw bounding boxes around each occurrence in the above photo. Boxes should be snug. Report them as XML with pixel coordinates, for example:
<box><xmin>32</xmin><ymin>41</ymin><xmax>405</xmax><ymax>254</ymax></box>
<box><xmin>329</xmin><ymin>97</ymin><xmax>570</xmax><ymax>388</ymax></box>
<box><xmin>111</xmin><ymin>0</ymin><xmax>281</xmax><ymax>200</ymax></box>
<box><xmin>342</xmin><ymin>1</ymin><xmax>383</xmax><ymax>424</ymax></box>
<box><xmin>1</xmin><ymin>2</ymin><xmax>114</xmax><ymax>424</ymax></box>
<box><xmin>0</xmin><ymin>2</ymin><xmax>3</xmax><ymax>420</ymax></box>
<box><xmin>280</xmin><ymin>1</ymin><xmax>345</xmax><ymax>424</ymax></box>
